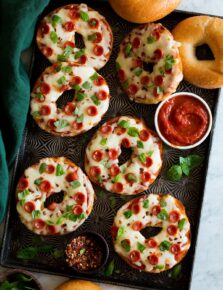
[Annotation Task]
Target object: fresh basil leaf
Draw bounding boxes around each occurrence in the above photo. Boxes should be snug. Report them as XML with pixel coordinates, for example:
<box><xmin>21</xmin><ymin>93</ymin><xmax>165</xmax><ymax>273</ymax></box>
<box><xmin>39</xmin><ymin>162</ymin><xmax>47</xmax><ymax>174</ymax></box>
<box><xmin>178</xmin><ymin>218</ymin><xmax>186</xmax><ymax>231</ymax></box>
<box><xmin>87</xmin><ymin>33</ymin><xmax>97</xmax><ymax>41</ymax></box>
<box><xmin>35</xmin><ymin>93</ymin><xmax>44</xmax><ymax>101</ymax></box>
<box><xmin>124</xmin><ymin>210</ymin><xmax>133</xmax><ymax>219</ymax></box>
<box><xmin>138</xmin><ymin>153</ymin><xmax>146</xmax><ymax>163</ymax></box>
<box><xmin>82</xmin><ymin>81</ymin><xmax>92</xmax><ymax>89</ymax></box>
<box><xmin>91</xmin><ymin>94</ymin><xmax>101</xmax><ymax>106</ymax></box>
<box><xmin>169</xmin><ymin>264</ymin><xmax>182</xmax><ymax>280</ymax></box>
<box><xmin>100</xmin><ymin>138</ymin><xmax>107</xmax><ymax>146</ymax></box>
<box><xmin>179</xmin><ymin>155</ymin><xmax>203</xmax><ymax>176</ymax></box>
<box><xmin>159</xmin><ymin>240</ymin><xmax>171</xmax><ymax>251</ymax></box>
<box><xmin>121</xmin><ymin>239</ymin><xmax>131</xmax><ymax>252</ymax></box>
<box><xmin>127</xmin><ymin>127</ymin><xmax>139</xmax><ymax>137</ymax></box>
<box><xmin>157</xmin><ymin>209</ymin><xmax>168</xmax><ymax>221</ymax></box>
<box><xmin>16</xmin><ymin>274</ymin><xmax>32</xmax><ymax>282</ymax></box>
<box><xmin>126</xmin><ymin>173</ymin><xmax>137</xmax><ymax>182</ymax></box>
<box><xmin>125</xmin><ymin>43</ymin><xmax>132</xmax><ymax>56</ymax></box>
<box><xmin>117</xmin><ymin>226</ymin><xmax>125</xmax><ymax>238</ymax></box>
<box><xmin>113</xmin><ymin>173</ymin><xmax>121</xmax><ymax>183</ymax></box>
<box><xmin>32</xmin><ymin>210</ymin><xmax>41</xmax><ymax>219</ymax></box>
<box><xmin>104</xmin><ymin>259</ymin><xmax>115</xmax><ymax>277</ymax></box>
<box><xmin>56</xmin><ymin>164</ymin><xmax>65</xmax><ymax>176</ymax></box>
<box><xmin>61</xmin><ymin>65</ymin><xmax>72</xmax><ymax>73</ymax></box>
<box><xmin>54</xmin><ymin>119</ymin><xmax>69</xmax><ymax>129</ymax></box>
<box><xmin>76</xmin><ymin>92</ymin><xmax>86</xmax><ymax>101</ymax></box>
<box><xmin>16</xmin><ymin>247</ymin><xmax>38</xmax><ymax>260</ymax></box>
<box><xmin>90</xmin><ymin>72</ymin><xmax>99</xmax><ymax>81</ymax></box>
<box><xmin>71</xmin><ymin>180</ymin><xmax>81</xmax><ymax>189</ymax></box>
<box><xmin>18</xmin><ymin>189</ymin><xmax>29</xmax><ymax>200</ymax></box>
<box><xmin>45</xmin><ymin>220</ymin><xmax>54</xmax><ymax>225</ymax></box>
<box><xmin>56</xmin><ymin>216</ymin><xmax>65</xmax><ymax>225</ymax></box>
<box><xmin>165</xmin><ymin>55</ymin><xmax>176</xmax><ymax>70</ymax></box>
<box><xmin>156</xmin><ymin>264</ymin><xmax>164</xmax><ymax>270</ymax></box>
<box><xmin>80</xmin><ymin>10</ymin><xmax>89</xmax><ymax>22</ymax></box>
<box><xmin>57</xmin><ymin>76</ymin><xmax>66</xmax><ymax>85</ymax></box>
<box><xmin>143</xmin><ymin>199</ymin><xmax>149</xmax><ymax>209</ymax></box>
<box><xmin>50</xmin><ymin>31</ymin><xmax>58</xmax><ymax>43</ymax></box>
<box><xmin>137</xmin><ymin>242</ymin><xmax>146</xmax><ymax>253</ymax></box>
<box><xmin>147</xmin><ymin>36</ymin><xmax>156</xmax><ymax>44</ymax></box>
<box><xmin>137</xmin><ymin>140</ymin><xmax>144</xmax><ymax>149</ymax></box>
<box><xmin>52</xmin><ymin>14</ymin><xmax>62</xmax><ymax>27</ymax></box>
<box><xmin>133</xmin><ymin>68</ymin><xmax>143</xmax><ymax>76</ymax></box>
<box><xmin>32</xmin><ymin>111</ymin><xmax>40</xmax><ymax>118</ymax></box>
<box><xmin>77</xmin><ymin>113</ymin><xmax>84</xmax><ymax>123</ymax></box>
<box><xmin>118</xmin><ymin>120</ymin><xmax>130</xmax><ymax>129</ymax></box>
<box><xmin>166</xmin><ymin>165</ymin><xmax>182</xmax><ymax>181</ymax></box>
<box><xmin>74</xmin><ymin>48</ymin><xmax>85</xmax><ymax>59</ymax></box>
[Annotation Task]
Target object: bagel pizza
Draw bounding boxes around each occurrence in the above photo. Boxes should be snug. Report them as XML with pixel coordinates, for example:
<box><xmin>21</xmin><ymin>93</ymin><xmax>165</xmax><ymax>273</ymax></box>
<box><xmin>116</xmin><ymin>23</ymin><xmax>183</xmax><ymax>104</ymax></box>
<box><xmin>16</xmin><ymin>157</ymin><xmax>94</xmax><ymax>235</ymax></box>
<box><xmin>112</xmin><ymin>194</ymin><xmax>191</xmax><ymax>273</ymax></box>
<box><xmin>31</xmin><ymin>63</ymin><xmax>110</xmax><ymax>136</ymax></box>
<box><xmin>36</xmin><ymin>3</ymin><xmax>113</xmax><ymax>70</ymax></box>
<box><xmin>85</xmin><ymin>116</ymin><xmax>163</xmax><ymax>195</ymax></box>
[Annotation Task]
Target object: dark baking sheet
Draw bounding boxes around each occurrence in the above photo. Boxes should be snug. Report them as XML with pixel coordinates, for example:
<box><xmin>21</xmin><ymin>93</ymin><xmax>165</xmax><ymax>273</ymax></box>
<box><xmin>0</xmin><ymin>1</ymin><xmax>220</xmax><ymax>289</ymax></box>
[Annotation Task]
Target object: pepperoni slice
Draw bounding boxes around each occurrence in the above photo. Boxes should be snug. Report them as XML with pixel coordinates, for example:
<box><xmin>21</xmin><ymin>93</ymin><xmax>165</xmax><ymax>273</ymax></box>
<box><xmin>100</xmin><ymin>124</ymin><xmax>112</xmax><ymax>134</ymax></box>
<box><xmin>141</xmin><ymin>171</ymin><xmax>151</xmax><ymax>182</ymax></box>
<box><xmin>121</xmin><ymin>138</ymin><xmax>131</xmax><ymax>148</ymax></box>
<box><xmin>131</xmin><ymin>203</ymin><xmax>140</xmax><ymax>214</ymax></box>
<box><xmin>132</xmin><ymin>221</ymin><xmax>143</xmax><ymax>231</ymax></box>
<box><xmin>40</xmin><ymin>82</ymin><xmax>51</xmax><ymax>95</ymax></box>
<box><xmin>167</xmin><ymin>225</ymin><xmax>178</xmax><ymax>236</ymax></box>
<box><xmin>92</xmin><ymin>150</ymin><xmax>104</xmax><ymax>162</ymax></box>
<box><xmin>71</xmin><ymin>76</ymin><xmax>82</xmax><ymax>86</ymax></box>
<box><xmin>89</xmin><ymin>166</ymin><xmax>101</xmax><ymax>177</ymax></box>
<box><xmin>24</xmin><ymin>201</ymin><xmax>35</xmax><ymax>213</ymax></box>
<box><xmin>110</xmin><ymin>164</ymin><xmax>120</xmax><ymax>176</ymax></box>
<box><xmin>127</xmin><ymin>84</ymin><xmax>138</xmax><ymax>95</ymax></box>
<box><xmin>148</xmin><ymin>254</ymin><xmax>159</xmax><ymax>265</ymax></box>
<box><xmin>174</xmin><ymin>253</ymin><xmax>181</xmax><ymax>261</ymax></box>
<box><xmin>47</xmin><ymin>225</ymin><xmax>57</xmax><ymax>235</ymax></box>
<box><xmin>141</xmin><ymin>75</ymin><xmax>150</xmax><ymax>85</ymax></box>
<box><xmin>139</xmin><ymin>129</ymin><xmax>150</xmax><ymax>141</ymax></box>
<box><xmin>111</xmin><ymin>225</ymin><xmax>118</xmax><ymax>239</ymax></box>
<box><xmin>170</xmin><ymin>244</ymin><xmax>181</xmax><ymax>254</ymax></box>
<box><xmin>68</xmin><ymin>8</ymin><xmax>79</xmax><ymax>20</ymax></box>
<box><xmin>146</xmin><ymin>239</ymin><xmax>157</xmax><ymax>248</ymax></box>
<box><xmin>40</xmin><ymin>105</ymin><xmax>51</xmax><ymax>116</ymax></box>
<box><xmin>18</xmin><ymin>177</ymin><xmax>29</xmax><ymax>190</ymax></box>
<box><xmin>42</xmin><ymin>46</ymin><xmax>53</xmax><ymax>57</ymax></box>
<box><xmin>64</xmin><ymin>21</ymin><xmax>75</xmax><ymax>32</ymax></box>
<box><xmin>154</xmin><ymin>75</ymin><xmax>164</xmax><ymax>86</ymax></box>
<box><xmin>153</xmin><ymin>49</ymin><xmax>163</xmax><ymax>60</ymax></box>
<box><xmin>129</xmin><ymin>250</ymin><xmax>141</xmax><ymax>263</ymax></box>
<box><xmin>145</xmin><ymin>157</ymin><xmax>153</xmax><ymax>168</ymax></box>
<box><xmin>72</xmin><ymin>121</ymin><xmax>83</xmax><ymax>130</ymax></box>
<box><xmin>33</xmin><ymin>219</ymin><xmax>45</xmax><ymax>229</ymax></box>
<box><xmin>108</xmin><ymin>149</ymin><xmax>118</xmax><ymax>160</ymax></box>
<box><xmin>64</xmin><ymin>102</ymin><xmax>75</xmax><ymax>115</ymax></box>
<box><xmin>112</xmin><ymin>182</ymin><xmax>123</xmax><ymax>193</ymax></box>
<box><xmin>165</xmin><ymin>67</ymin><xmax>172</xmax><ymax>74</ymax></box>
<box><xmin>169</xmin><ymin>210</ymin><xmax>180</xmax><ymax>223</ymax></box>
<box><xmin>88</xmin><ymin>18</ymin><xmax>99</xmax><ymax>29</ymax></box>
<box><xmin>97</xmin><ymin>90</ymin><xmax>108</xmax><ymax>100</ymax></box>
<box><xmin>118</xmin><ymin>69</ymin><xmax>125</xmax><ymax>82</ymax></box>
<box><xmin>151</xmin><ymin>205</ymin><xmax>161</xmax><ymax>215</ymax></box>
<box><xmin>45</xmin><ymin>164</ymin><xmax>55</xmax><ymax>174</ymax></box>
<box><xmin>73</xmin><ymin>205</ymin><xmax>83</xmax><ymax>215</ymax></box>
<box><xmin>87</xmin><ymin>106</ymin><xmax>98</xmax><ymax>116</ymax></box>
<box><xmin>78</xmin><ymin>55</ymin><xmax>87</xmax><ymax>65</ymax></box>
<box><xmin>47</xmin><ymin>119</ymin><xmax>56</xmax><ymax>129</ymax></box>
<box><xmin>132</xmin><ymin>37</ymin><xmax>141</xmax><ymax>49</ymax></box>
<box><xmin>59</xmin><ymin>84</ymin><xmax>70</xmax><ymax>93</ymax></box>
<box><xmin>66</xmin><ymin>171</ymin><xmax>78</xmax><ymax>182</ymax></box>
<box><xmin>39</xmin><ymin>180</ymin><xmax>51</xmax><ymax>193</ymax></box>
<box><xmin>47</xmin><ymin>202</ymin><xmax>58</xmax><ymax>211</ymax></box>
<box><xmin>64</xmin><ymin>41</ymin><xmax>75</xmax><ymax>48</ymax></box>
<box><xmin>133</xmin><ymin>58</ymin><xmax>143</xmax><ymax>68</ymax></box>
<box><xmin>93</xmin><ymin>32</ymin><xmax>102</xmax><ymax>43</ymax></box>
<box><xmin>93</xmin><ymin>45</ymin><xmax>104</xmax><ymax>56</ymax></box>
<box><xmin>115</xmin><ymin>127</ymin><xmax>126</xmax><ymax>135</ymax></box>
<box><xmin>73</xmin><ymin>192</ymin><xmax>85</xmax><ymax>205</ymax></box>
<box><xmin>94</xmin><ymin>76</ymin><xmax>105</xmax><ymax>86</ymax></box>
<box><xmin>39</xmin><ymin>23</ymin><xmax>50</xmax><ymax>36</ymax></box>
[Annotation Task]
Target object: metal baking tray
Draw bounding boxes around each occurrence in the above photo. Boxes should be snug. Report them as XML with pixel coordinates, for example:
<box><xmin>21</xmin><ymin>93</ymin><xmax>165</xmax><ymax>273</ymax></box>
<box><xmin>0</xmin><ymin>1</ymin><xmax>220</xmax><ymax>289</ymax></box>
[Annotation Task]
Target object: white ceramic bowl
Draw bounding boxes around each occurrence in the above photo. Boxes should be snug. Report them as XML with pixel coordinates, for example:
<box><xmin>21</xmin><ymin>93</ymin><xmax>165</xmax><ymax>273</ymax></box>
<box><xmin>154</xmin><ymin>92</ymin><xmax>213</xmax><ymax>150</ymax></box>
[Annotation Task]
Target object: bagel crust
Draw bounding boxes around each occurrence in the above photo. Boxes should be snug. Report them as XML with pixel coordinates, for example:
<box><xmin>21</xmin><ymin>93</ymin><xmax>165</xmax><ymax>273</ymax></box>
<box><xmin>37</xmin><ymin>4</ymin><xmax>113</xmax><ymax>70</ymax></box>
<box><xmin>109</xmin><ymin>0</ymin><xmax>181</xmax><ymax>23</ymax></box>
<box><xmin>16</xmin><ymin>157</ymin><xmax>94</xmax><ymax>235</ymax></box>
<box><xmin>112</xmin><ymin>194</ymin><xmax>191</xmax><ymax>273</ymax></box>
<box><xmin>116</xmin><ymin>23</ymin><xmax>183</xmax><ymax>104</ymax></box>
<box><xmin>172</xmin><ymin>16</ymin><xmax>223</xmax><ymax>89</ymax></box>
<box><xmin>85</xmin><ymin>116</ymin><xmax>163</xmax><ymax>195</ymax></box>
<box><xmin>31</xmin><ymin>63</ymin><xmax>110</xmax><ymax>137</ymax></box>
<box><xmin>55</xmin><ymin>280</ymin><xmax>102</xmax><ymax>290</ymax></box>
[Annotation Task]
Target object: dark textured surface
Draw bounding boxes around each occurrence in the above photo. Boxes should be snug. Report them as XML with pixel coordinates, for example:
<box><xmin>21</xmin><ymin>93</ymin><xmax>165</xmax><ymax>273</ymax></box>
<box><xmin>0</xmin><ymin>1</ymin><xmax>220</xmax><ymax>290</ymax></box>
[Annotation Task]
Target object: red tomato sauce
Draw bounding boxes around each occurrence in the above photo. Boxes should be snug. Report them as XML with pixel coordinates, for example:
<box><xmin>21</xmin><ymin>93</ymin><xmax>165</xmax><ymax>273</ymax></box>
<box><xmin>158</xmin><ymin>95</ymin><xmax>209</xmax><ymax>146</ymax></box>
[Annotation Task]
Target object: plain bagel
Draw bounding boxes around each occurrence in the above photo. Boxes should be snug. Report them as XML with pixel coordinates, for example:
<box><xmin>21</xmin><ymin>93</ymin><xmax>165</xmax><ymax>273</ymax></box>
<box><xmin>172</xmin><ymin>16</ymin><xmax>223</xmax><ymax>89</ymax></box>
<box><xmin>109</xmin><ymin>0</ymin><xmax>181</xmax><ymax>23</ymax></box>
<box><xmin>55</xmin><ymin>280</ymin><xmax>102</xmax><ymax>290</ymax></box>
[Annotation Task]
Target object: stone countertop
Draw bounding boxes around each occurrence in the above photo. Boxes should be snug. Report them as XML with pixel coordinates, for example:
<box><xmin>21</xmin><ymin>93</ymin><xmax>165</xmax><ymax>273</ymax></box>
<box><xmin>1</xmin><ymin>1</ymin><xmax>223</xmax><ymax>290</ymax></box>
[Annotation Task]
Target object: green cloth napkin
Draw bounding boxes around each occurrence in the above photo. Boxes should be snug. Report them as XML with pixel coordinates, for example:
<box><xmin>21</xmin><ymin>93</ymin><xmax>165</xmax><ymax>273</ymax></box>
<box><xmin>0</xmin><ymin>0</ymin><xmax>50</xmax><ymax>223</ymax></box>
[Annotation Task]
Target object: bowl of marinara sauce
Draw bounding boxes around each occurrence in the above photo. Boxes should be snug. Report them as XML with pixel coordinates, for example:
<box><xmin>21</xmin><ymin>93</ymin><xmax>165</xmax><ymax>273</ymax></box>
<box><xmin>155</xmin><ymin>92</ymin><xmax>212</xmax><ymax>149</ymax></box>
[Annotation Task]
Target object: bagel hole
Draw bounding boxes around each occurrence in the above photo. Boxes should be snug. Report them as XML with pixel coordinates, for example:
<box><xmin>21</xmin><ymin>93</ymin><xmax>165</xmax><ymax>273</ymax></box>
<box><xmin>56</xmin><ymin>90</ymin><xmax>74</xmax><ymax>109</ymax></box>
<box><xmin>118</xmin><ymin>146</ymin><xmax>133</xmax><ymax>166</ymax></box>
<box><xmin>140</xmin><ymin>227</ymin><xmax>162</xmax><ymax>240</ymax></box>
<box><xmin>75</xmin><ymin>32</ymin><xmax>85</xmax><ymax>49</ymax></box>
<box><xmin>44</xmin><ymin>190</ymin><xmax>65</xmax><ymax>208</ymax></box>
<box><xmin>196</xmin><ymin>44</ymin><xmax>215</xmax><ymax>60</ymax></box>
<box><xmin>143</xmin><ymin>62</ymin><xmax>155</xmax><ymax>73</ymax></box>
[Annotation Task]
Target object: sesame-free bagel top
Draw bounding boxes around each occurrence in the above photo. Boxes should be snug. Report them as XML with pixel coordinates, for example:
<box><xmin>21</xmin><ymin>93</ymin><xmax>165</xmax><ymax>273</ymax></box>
<box><xmin>36</xmin><ymin>3</ymin><xmax>113</xmax><ymax>70</ymax></box>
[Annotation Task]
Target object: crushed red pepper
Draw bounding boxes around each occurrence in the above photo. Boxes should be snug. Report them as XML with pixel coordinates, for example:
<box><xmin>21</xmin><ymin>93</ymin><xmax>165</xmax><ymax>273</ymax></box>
<box><xmin>65</xmin><ymin>234</ymin><xmax>103</xmax><ymax>271</ymax></box>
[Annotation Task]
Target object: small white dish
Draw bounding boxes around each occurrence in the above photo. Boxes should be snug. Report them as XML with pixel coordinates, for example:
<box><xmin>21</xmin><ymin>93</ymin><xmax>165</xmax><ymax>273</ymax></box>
<box><xmin>154</xmin><ymin>92</ymin><xmax>213</xmax><ymax>150</ymax></box>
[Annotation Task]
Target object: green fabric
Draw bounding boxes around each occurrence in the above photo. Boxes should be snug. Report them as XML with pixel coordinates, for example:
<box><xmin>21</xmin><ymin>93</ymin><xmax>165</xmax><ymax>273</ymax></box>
<box><xmin>0</xmin><ymin>0</ymin><xmax>50</xmax><ymax>222</ymax></box>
